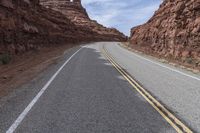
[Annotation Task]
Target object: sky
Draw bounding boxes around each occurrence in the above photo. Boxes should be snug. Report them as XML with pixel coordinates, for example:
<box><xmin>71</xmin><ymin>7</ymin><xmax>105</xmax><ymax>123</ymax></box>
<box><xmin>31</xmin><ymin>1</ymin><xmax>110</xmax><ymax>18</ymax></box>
<box><xmin>82</xmin><ymin>0</ymin><xmax>162</xmax><ymax>36</ymax></box>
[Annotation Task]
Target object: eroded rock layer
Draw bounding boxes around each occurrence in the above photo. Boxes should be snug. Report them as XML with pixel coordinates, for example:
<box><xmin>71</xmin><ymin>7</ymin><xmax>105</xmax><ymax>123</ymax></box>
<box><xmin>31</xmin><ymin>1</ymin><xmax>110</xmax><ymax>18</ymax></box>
<box><xmin>40</xmin><ymin>0</ymin><xmax>127</xmax><ymax>41</ymax></box>
<box><xmin>130</xmin><ymin>0</ymin><xmax>200</xmax><ymax>67</ymax></box>
<box><xmin>0</xmin><ymin>0</ymin><xmax>126</xmax><ymax>55</ymax></box>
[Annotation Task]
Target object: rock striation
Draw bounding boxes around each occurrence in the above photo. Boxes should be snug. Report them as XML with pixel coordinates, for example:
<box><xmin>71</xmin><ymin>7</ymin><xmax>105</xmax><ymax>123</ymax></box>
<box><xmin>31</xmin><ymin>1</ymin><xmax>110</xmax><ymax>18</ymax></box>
<box><xmin>0</xmin><ymin>0</ymin><xmax>126</xmax><ymax>55</ymax></box>
<box><xmin>40</xmin><ymin>0</ymin><xmax>127</xmax><ymax>41</ymax></box>
<box><xmin>130</xmin><ymin>0</ymin><xmax>200</xmax><ymax>67</ymax></box>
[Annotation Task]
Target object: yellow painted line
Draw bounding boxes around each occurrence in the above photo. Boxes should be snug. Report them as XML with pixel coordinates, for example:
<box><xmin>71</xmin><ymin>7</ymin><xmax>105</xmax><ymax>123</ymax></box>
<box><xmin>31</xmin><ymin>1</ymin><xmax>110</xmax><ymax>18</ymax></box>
<box><xmin>101</xmin><ymin>47</ymin><xmax>193</xmax><ymax>133</ymax></box>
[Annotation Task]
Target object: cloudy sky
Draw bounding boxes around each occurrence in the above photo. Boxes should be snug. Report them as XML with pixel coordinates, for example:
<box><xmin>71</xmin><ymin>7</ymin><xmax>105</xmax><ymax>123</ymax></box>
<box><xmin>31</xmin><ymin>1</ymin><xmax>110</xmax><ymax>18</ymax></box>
<box><xmin>82</xmin><ymin>0</ymin><xmax>162</xmax><ymax>36</ymax></box>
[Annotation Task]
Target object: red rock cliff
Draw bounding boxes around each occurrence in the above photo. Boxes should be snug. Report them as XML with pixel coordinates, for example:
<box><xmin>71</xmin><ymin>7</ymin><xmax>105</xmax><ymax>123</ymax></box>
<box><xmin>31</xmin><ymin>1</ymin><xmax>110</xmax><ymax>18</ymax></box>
<box><xmin>0</xmin><ymin>0</ymin><xmax>126</xmax><ymax>55</ymax></box>
<box><xmin>130</xmin><ymin>0</ymin><xmax>200</xmax><ymax>67</ymax></box>
<box><xmin>40</xmin><ymin>0</ymin><xmax>127</xmax><ymax>41</ymax></box>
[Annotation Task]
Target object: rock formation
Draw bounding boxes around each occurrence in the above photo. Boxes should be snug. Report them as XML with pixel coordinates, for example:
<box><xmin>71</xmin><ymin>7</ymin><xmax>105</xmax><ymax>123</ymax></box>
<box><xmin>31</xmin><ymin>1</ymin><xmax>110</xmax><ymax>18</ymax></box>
<box><xmin>130</xmin><ymin>0</ymin><xmax>200</xmax><ymax>67</ymax></box>
<box><xmin>40</xmin><ymin>0</ymin><xmax>127</xmax><ymax>41</ymax></box>
<box><xmin>0</xmin><ymin>0</ymin><xmax>126</xmax><ymax>55</ymax></box>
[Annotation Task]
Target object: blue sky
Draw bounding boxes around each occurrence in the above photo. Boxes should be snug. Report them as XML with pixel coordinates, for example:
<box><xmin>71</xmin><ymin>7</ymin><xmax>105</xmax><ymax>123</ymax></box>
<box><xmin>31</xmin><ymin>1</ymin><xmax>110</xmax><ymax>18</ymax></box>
<box><xmin>82</xmin><ymin>0</ymin><xmax>162</xmax><ymax>36</ymax></box>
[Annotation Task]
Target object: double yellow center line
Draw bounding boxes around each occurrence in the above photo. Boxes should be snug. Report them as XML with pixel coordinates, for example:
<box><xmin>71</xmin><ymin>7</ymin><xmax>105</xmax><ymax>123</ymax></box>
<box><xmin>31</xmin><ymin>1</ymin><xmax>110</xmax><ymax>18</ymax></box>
<box><xmin>101</xmin><ymin>47</ymin><xmax>193</xmax><ymax>133</ymax></box>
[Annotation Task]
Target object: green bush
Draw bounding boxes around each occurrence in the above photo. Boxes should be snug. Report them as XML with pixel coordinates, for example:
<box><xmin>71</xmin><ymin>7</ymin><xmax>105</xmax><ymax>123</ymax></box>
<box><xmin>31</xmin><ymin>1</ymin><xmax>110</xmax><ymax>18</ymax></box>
<box><xmin>0</xmin><ymin>53</ymin><xmax>12</xmax><ymax>65</ymax></box>
<box><xmin>185</xmin><ymin>57</ymin><xmax>193</xmax><ymax>64</ymax></box>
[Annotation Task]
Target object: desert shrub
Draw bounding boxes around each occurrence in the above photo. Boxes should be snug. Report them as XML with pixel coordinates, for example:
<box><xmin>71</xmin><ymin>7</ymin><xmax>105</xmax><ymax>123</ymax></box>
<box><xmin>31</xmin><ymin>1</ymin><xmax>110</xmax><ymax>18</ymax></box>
<box><xmin>0</xmin><ymin>53</ymin><xmax>12</xmax><ymax>65</ymax></box>
<box><xmin>185</xmin><ymin>57</ymin><xmax>193</xmax><ymax>64</ymax></box>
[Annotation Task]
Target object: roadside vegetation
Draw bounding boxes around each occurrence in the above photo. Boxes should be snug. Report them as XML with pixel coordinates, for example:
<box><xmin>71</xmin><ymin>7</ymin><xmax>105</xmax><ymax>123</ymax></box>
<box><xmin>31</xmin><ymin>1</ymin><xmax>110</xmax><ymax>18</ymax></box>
<box><xmin>0</xmin><ymin>53</ymin><xmax>12</xmax><ymax>65</ymax></box>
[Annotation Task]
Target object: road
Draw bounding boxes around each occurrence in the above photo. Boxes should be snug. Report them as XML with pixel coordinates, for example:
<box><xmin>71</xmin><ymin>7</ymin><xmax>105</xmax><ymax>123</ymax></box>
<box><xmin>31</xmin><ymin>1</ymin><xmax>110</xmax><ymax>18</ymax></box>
<box><xmin>0</xmin><ymin>42</ymin><xmax>199</xmax><ymax>132</ymax></box>
<box><xmin>105</xmin><ymin>42</ymin><xmax>200</xmax><ymax>132</ymax></box>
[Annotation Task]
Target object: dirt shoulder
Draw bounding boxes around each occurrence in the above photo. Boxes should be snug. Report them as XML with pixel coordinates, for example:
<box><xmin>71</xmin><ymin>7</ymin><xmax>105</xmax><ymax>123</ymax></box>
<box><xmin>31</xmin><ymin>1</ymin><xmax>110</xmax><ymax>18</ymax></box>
<box><xmin>0</xmin><ymin>44</ymin><xmax>75</xmax><ymax>97</ymax></box>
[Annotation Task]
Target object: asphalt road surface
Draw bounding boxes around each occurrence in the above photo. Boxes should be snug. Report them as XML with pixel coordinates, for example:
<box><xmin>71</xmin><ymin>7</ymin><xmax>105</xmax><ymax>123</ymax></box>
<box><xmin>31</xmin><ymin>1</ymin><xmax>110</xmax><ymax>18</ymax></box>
<box><xmin>1</xmin><ymin>42</ymin><xmax>199</xmax><ymax>132</ymax></box>
<box><xmin>105</xmin><ymin>42</ymin><xmax>200</xmax><ymax>132</ymax></box>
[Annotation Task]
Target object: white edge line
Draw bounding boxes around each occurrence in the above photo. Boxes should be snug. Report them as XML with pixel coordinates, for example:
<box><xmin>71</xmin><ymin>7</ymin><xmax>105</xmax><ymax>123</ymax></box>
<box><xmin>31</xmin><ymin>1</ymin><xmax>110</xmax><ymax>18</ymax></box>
<box><xmin>116</xmin><ymin>44</ymin><xmax>200</xmax><ymax>81</ymax></box>
<box><xmin>6</xmin><ymin>47</ymin><xmax>83</xmax><ymax>133</ymax></box>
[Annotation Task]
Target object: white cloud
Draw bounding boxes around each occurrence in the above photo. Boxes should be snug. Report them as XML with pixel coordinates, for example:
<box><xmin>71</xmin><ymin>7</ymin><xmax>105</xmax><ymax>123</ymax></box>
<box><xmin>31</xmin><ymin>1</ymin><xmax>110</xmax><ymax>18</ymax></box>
<box><xmin>82</xmin><ymin>0</ymin><xmax>162</xmax><ymax>35</ymax></box>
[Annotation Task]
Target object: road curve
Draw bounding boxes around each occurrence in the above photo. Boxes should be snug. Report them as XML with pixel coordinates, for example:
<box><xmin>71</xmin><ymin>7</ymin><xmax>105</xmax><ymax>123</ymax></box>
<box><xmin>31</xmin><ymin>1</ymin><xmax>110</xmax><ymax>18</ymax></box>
<box><xmin>104</xmin><ymin>42</ymin><xmax>200</xmax><ymax>132</ymax></box>
<box><xmin>0</xmin><ymin>43</ymin><xmax>175</xmax><ymax>133</ymax></box>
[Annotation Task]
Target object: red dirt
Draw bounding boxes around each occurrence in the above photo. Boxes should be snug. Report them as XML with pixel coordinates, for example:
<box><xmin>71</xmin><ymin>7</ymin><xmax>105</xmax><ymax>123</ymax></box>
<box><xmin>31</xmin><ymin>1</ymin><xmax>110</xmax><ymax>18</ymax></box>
<box><xmin>0</xmin><ymin>44</ymin><xmax>74</xmax><ymax>97</ymax></box>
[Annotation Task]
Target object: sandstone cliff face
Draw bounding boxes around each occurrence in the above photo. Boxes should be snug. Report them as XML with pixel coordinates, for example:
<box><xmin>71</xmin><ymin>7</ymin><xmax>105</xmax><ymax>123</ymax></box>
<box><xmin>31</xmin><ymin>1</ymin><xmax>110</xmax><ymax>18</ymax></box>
<box><xmin>40</xmin><ymin>0</ymin><xmax>127</xmax><ymax>41</ymax></box>
<box><xmin>0</xmin><ymin>0</ymin><xmax>94</xmax><ymax>54</ymax></box>
<box><xmin>130</xmin><ymin>0</ymin><xmax>200</xmax><ymax>67</ymax></box>
<box><xmin>0</xmin><ymin>0</ymin><xmax>126</xmax><ymax>55</ymax></box>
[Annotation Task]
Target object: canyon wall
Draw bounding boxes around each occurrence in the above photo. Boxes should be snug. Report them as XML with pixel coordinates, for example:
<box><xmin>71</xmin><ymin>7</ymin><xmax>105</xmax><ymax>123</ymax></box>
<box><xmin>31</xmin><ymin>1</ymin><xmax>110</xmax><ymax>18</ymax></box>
<box><xmin>40</xmin><ymin>0</ymin><xmax>127</xmax><ymax>41</ymax></box>
<box><xmin>0</xmin><ymin>0</ymin><xmax>126</xmax><ymax>55</ymax></box>
<box><xmin>130</xmin><ymin>0</ymin><xmax>200</xmax><ymax>67</ymax></box>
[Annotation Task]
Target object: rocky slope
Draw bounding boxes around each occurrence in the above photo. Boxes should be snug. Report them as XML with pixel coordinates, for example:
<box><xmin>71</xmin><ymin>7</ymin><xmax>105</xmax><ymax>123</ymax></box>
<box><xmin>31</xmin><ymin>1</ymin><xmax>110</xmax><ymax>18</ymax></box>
<box><xmin>0</xmin><ymin>0</ymin><xmax>126</xmax><ymax>56</ymax></box>
<box><xmin>130</xmin><ymin>0</ymin><xmax>200</xmax><ymax>68</ymax></box>
<box><xmin>40</xmin><ymin>0</ymin><xmax>127</xmax><ymax>41</ymax></box>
